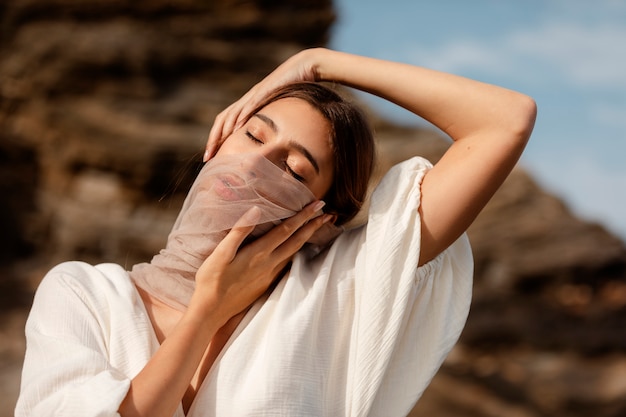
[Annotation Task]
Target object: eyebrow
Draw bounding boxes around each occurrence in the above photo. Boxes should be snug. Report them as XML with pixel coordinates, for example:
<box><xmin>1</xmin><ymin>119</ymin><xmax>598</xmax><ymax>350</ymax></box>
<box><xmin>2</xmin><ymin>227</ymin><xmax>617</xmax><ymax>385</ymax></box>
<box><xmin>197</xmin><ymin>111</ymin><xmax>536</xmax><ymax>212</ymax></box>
<box><xmin>253</xmin><ymin>113</ymin><xmax>320</xmax><ymax>174</ymax></box>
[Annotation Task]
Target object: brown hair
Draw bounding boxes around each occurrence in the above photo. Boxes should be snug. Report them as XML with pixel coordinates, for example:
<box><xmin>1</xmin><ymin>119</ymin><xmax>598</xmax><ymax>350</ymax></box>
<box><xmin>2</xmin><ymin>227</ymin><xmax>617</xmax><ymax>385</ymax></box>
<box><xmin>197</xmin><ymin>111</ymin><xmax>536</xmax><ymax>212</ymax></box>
<box><xmin>247</xmin><ymin>82</ymin><xmax>375</xmax><ymax>226</ymax></box>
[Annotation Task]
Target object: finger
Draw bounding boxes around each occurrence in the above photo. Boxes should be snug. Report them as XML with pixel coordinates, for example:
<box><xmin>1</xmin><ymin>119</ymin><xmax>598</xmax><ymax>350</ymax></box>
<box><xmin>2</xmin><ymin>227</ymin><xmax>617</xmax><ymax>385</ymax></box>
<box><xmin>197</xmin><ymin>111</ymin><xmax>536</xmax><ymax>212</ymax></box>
<box><xmin>233</xmin><ymin>90</ymin><xmax>263</xmax><ymax>129</ymax></box>
<box><xmin>205</xmin><ymin>102</ymin><xmax>245</xmax><ymax>161</ymax></box>
<box><xmin>219</xmin><ymin>108</ymin><xmax>243</xmax><ymax>143</ymax></box>
<box><xmin>234</xmin><ymin>101</ymin><xmax>258</xmax><ymax>132</ymax></box>
<box><xmin>247</xmin><ymin>200</ymin><xmax>326</xmax><ymax>253</ymax></box>
<box><xmin>272</xmin><ymin>213</ymin><xmax>333</xmax><ymax>260</ymax></box>
<box><xmin>210</xmin><ymin>206</ymin><xmax>262</xmax><ymax>262</ymax></box>
<box><xmin>206</xmin><ymin>116</ymin><xmax>226</xmax><ymax>161</ymax></box>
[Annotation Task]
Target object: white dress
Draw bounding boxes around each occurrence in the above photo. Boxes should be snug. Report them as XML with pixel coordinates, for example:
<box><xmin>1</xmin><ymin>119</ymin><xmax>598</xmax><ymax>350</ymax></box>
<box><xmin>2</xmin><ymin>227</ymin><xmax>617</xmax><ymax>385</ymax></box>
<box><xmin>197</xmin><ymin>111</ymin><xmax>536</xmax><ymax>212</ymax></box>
<box><xmin>16</xmin><ymin>157</ymin><xmax>473</xmax><ymax>417</ymax></box>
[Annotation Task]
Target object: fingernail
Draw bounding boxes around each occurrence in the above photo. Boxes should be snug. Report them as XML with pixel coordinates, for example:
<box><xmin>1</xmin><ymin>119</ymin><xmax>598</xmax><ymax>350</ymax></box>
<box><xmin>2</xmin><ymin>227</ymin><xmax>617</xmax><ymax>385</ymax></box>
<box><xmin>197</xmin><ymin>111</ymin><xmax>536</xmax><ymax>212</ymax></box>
<box><xmin>312</xmin><ymin>200</ymin><xmax>326</xmax><ymax>212</ymax></box>
<box><xmin>203</xmin><ymin>149</ymin><xmax>210</xmax><ymax>162</ymax></box>
<box><xmin>242</xmin><ymin>206</ymin><xmax>262</xmax><ymax>224</ymax></box>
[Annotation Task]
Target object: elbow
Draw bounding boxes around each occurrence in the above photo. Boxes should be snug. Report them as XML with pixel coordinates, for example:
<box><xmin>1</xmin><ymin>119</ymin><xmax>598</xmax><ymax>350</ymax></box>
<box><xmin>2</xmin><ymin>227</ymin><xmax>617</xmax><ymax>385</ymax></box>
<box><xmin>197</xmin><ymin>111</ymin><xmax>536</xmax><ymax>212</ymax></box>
<box><xmin>511</xmin><ymin>94</ymin><xmax>537</xmax><ymax>146</ymax></box>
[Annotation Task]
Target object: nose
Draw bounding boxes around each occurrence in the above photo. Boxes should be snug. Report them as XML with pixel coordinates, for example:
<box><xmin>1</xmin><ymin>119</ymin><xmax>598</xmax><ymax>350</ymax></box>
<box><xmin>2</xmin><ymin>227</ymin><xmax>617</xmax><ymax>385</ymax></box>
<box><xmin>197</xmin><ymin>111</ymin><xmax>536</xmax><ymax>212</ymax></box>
<box><xmin>257</xmin><ymin>145</ymin><xmax>283</xmax><ymax>168</ymax></box>
<box><xmin>239</xmin><ymin>149</ymin><xmax>283</xmax><ymax>179</ymax></box>
<box><xmin>243</xmin><ymin>146</ymin><xmax>283</xmax><ymax>170</ymax></box>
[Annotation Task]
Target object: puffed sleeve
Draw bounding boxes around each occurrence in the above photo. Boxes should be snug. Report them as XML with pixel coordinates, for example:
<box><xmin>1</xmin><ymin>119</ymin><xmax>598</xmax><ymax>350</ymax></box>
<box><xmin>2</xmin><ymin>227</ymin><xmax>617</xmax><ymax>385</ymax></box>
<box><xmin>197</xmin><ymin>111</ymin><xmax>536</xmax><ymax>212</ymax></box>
<box><xmin>347</xmin><ymin>156</ymin><xmax>474</xmax><ymax>417</ymax></box>
<box><xmin>15</xmin><ymin>262</ymin><xmax>149</xmax><ymax>417</ymax></box>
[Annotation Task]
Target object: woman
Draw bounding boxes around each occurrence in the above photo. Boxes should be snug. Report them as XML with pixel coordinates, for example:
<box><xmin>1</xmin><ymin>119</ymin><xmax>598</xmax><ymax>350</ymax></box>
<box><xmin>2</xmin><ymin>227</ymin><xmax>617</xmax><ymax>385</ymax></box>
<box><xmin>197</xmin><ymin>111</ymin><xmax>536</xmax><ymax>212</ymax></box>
<box><xmin>16</xmin><ymin>48</ymin><xmax>536</xmax><ymax>417</ymax></box>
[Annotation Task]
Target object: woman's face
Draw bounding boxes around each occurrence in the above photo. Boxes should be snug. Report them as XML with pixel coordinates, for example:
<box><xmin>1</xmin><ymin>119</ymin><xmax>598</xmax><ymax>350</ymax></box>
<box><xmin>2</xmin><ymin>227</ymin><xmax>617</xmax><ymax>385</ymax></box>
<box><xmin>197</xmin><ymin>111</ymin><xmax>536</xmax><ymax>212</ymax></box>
<box><xmin>215</xmin><ymin>98</ymin><xmax>335</xmax><ymax>199</ymax></box>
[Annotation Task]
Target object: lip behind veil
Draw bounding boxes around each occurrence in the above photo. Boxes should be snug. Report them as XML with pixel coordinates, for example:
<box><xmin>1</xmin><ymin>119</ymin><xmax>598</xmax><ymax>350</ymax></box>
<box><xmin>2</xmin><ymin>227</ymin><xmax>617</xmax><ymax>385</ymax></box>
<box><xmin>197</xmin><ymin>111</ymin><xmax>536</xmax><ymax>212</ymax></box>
<box><xmin>128</xmin><ymin>152</ymin><xmax>344</xmax><ymax>311</ymax></box>
<box><xmin>173</xmin><ymin>152</ymin><xmax>342</xmax><ymax>246</ymax></box>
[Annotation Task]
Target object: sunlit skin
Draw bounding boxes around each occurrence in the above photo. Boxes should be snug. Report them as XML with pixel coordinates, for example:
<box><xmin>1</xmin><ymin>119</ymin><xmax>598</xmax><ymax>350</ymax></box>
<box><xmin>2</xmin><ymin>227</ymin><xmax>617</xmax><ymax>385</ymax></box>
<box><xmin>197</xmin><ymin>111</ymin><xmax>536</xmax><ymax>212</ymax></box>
<box><xmin>215</xmin><ymin>97</ymin><xmax>335</xmax><ymax>200</ymax></box>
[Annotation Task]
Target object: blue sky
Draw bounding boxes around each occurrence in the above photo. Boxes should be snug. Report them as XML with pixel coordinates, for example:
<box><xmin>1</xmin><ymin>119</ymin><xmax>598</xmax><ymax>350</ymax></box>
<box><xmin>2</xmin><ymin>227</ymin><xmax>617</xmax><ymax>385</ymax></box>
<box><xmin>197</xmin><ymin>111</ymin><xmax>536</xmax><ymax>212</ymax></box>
<box><xmin>330</xmin><ymin>0</ymin><xmax>626</xmax><ymax>241</ymax></box>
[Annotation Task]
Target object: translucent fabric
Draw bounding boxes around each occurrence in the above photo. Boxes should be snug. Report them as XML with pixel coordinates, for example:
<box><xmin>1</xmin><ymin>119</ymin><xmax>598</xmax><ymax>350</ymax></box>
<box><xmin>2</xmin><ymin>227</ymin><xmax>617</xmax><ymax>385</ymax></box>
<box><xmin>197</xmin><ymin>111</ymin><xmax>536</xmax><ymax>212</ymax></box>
<box><xmin>129</xmin><ymin>153</ymin><xmax>341</xmax><ymax>311</ymax></box>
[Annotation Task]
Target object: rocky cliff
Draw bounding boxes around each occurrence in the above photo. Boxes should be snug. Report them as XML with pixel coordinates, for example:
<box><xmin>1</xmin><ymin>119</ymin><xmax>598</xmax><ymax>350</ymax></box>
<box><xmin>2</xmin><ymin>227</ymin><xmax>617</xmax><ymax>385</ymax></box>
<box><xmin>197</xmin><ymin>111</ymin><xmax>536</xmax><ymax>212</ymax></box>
<box><xmin>1</xmin><ymin>1</ymin><xmax>625</xmax><ymax>416</ymax></box>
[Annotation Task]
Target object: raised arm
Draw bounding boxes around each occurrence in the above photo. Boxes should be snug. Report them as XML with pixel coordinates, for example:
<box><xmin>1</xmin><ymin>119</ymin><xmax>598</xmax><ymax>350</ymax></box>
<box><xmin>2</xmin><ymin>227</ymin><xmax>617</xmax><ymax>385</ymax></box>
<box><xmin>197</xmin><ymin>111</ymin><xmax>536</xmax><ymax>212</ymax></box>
<box><xmin>207</xmin><ymin>48</ymin><xmax>536</xmax><ymax>265</ymax></box>
<box><xmin>314</xmin><ymin>49</ymin><xmax>536</xmax><ymax>264</ymax></box>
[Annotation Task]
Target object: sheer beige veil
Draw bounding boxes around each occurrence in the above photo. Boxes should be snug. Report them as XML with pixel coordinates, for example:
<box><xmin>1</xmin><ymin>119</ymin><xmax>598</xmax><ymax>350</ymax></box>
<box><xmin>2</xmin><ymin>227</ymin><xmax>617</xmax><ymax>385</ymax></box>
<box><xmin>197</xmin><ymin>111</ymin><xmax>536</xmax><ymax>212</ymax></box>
<box><xmin>129</xmin><ymin>152</ymin><xmax>341</xmax><ymax>311</ymax></box>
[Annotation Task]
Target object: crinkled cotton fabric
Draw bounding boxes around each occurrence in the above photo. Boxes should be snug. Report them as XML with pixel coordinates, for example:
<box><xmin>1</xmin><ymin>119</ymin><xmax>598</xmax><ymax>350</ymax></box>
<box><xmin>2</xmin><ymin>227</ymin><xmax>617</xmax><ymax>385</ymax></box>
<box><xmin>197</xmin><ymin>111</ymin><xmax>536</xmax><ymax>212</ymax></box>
<box><xmin>16</xmin><ymin>157</ymin><xmax>473</xmax><ymax>417</ymax></box>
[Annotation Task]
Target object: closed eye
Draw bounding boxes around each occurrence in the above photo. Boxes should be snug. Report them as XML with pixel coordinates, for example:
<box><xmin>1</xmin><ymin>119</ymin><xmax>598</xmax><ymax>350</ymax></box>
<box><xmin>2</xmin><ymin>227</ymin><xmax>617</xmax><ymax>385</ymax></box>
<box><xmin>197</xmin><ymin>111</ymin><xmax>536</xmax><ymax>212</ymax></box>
<box><xmin>246</xmin><ymin>131</ymin><xmax>306</xmax><ymax>183</ymax></box>
<box><xmin>246</xmin><ymin>130</ymin><xmax>263</xmax><ymax>144</ymax></box>
<box><xmin>284</xmin><ymin>164</ymin><xmax>305</xmax><ymax>182</ymax></box>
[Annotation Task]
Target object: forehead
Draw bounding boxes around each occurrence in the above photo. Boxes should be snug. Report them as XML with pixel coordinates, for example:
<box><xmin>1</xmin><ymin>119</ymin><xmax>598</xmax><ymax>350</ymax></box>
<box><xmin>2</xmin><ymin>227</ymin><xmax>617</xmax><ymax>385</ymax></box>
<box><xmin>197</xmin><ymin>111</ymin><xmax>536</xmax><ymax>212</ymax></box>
<box><xmin>257</xmin><ymin>97</ymin><xmax>333</xmax><ymax>151</ymax></box>
<box><xmin>259</xmin><ymin>97</ymin><xmax>328</xmax><ymax>130</ymax></box>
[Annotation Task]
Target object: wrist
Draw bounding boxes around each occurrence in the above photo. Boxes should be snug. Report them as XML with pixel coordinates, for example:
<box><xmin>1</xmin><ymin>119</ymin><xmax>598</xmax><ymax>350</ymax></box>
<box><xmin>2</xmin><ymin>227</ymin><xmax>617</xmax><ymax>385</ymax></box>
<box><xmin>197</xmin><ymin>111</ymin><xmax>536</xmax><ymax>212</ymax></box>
<box><xmin>294</xmin><ymin>47</ymin><xmax>329</xmax><ymax>82</ymax></box>
<box><xmin>308</xmin><ymin>49</ymin><xmax>355</xmax><ymax>87</ymax></box>
<box><xmin>307</xmin><ymin>47</ymin><xmax>331</xmax><ymax>82</ymax></box>
<box><xmin>186</xmin><ymin>287</ymin><xmax>229</xmax><ymax>330</ymax></box>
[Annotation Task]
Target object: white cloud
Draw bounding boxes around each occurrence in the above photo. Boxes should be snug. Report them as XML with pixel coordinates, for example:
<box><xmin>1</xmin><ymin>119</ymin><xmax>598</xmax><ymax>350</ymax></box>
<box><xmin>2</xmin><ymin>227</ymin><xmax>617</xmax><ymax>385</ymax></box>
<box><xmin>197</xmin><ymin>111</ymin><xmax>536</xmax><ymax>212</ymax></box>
<box><xmin>510</xmin><ymin>23</ymin><xmax>626</xmax><ymax>89</ymax></box>
<box><xmin>405</xmin><ymin>21</ymin><xmax>626</xmax><ymax>91</ymax></box>
<box><xmin>410</xmin><ymin>41</ymin><xmax>514</xmax><ymax>76</ymax></box>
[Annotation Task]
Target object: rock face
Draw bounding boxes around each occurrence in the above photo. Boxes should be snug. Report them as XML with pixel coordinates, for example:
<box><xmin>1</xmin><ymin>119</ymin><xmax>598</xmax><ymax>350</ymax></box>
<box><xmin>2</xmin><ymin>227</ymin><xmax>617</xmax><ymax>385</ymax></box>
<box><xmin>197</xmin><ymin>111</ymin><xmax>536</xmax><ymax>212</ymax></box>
<box><xmin>1</xmin><ymin>1</ymin><xmax>625</xmax><ymax>416</ymax></box>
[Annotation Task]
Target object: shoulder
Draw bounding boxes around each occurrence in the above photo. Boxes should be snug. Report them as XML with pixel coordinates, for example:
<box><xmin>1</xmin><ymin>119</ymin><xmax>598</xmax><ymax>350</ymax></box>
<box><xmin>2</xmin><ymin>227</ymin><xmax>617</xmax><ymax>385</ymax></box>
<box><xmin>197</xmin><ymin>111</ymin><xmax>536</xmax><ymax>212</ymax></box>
<box><xmin>370</xmin><ymin>156</ymin><xmax>432</xmax><ymax>210</ymax></box>
<box><xmin>35</xmin><ymin>261</ymin><xmax>136</xmax><ymax>311</ymax></box>
<box><xmin>382</xmin><ymin>156</ymin><xmax>433</xmax><ymax>182</ymax></box>
<box><xmin>363</xmin><ymin>156</ymin><xmax>433</xmax><ymax>228</ymax></box>
<box><xmin>40</xmin><ymin>261</ymin><xmax>130</xmax><ymax>291</ymax></box>
<box><xmin>335</xmin><ymin>156</ymin><xmax>432</xmax><ymax>234</ymax></box>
